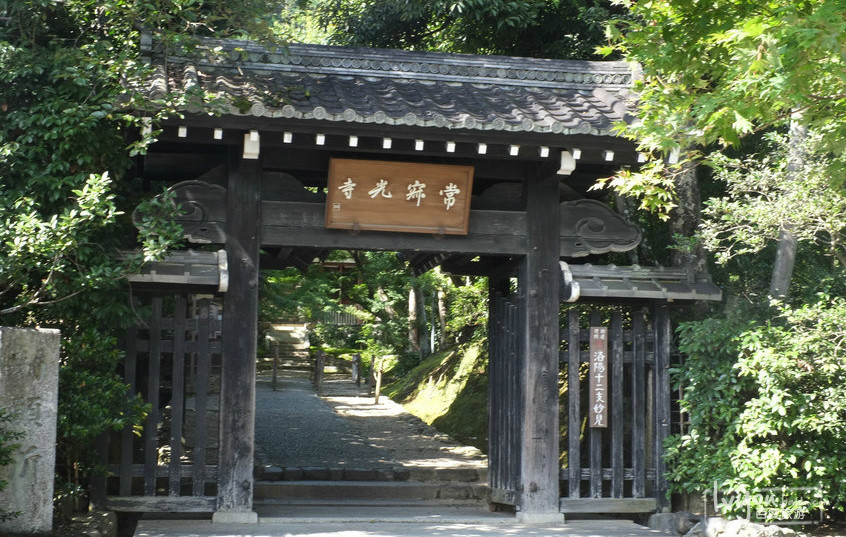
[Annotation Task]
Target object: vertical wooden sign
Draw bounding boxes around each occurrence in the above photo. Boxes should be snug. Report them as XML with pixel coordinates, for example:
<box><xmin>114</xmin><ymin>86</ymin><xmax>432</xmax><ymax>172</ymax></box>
<box><xmin>589</xmin><ymin>326</ymin><xmax>608</xmax><ymax>428</ymax></box>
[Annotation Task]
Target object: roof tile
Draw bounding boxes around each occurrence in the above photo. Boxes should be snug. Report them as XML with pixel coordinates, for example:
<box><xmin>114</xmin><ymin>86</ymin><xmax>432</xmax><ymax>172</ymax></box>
<box><xmin>143</xmin><ymin>37</ymin><xmax>636</xmax><ymax>136</ymax></box>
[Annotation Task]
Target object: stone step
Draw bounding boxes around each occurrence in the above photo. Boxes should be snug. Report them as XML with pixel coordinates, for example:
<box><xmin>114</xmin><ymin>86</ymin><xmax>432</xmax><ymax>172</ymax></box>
<box><xmin>254</xmin><ymin>480</ymin><xmax>488</xmax><ymax>502</ymax></box>
<box><xmin>272</xmin><ymin>341</ymin><xmax>311</xmax><ymax>350</ymax></box>
<box><xmin>259</xmin><ymin>358</ymin><xmax>312</xmax><ymax>367</ymax></box>
<box><xmin>252</xmin><ymin>498</ymin><xmax>490</xmax><ymax>522</ymax></box>
<box><xmin>255</xmin><ymin>465</ymin><xmax>486</xmax><ymax>483</ymax></box>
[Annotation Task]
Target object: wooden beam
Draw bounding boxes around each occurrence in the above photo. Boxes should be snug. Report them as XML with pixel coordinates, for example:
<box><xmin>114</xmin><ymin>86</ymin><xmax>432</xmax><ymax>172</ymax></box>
<box><xmin>559</xmin><ymin>498</ymin><xmax>657</xmax><ymax>514</ymax></box>
<box><xmin>517</xmin><ymin>164</ymin><xmax>562</xmax><ymax>522</ymax></box>
<box><xmin>216</xmin><ymin>147</ymin><xmax>261</xmax><ymax>522</ymax></box>
<box><xmin>261</xmin><ymin>202</ymin><xmax>527</xmax><ymax>255</ymax></box>
<box><xmin>154</xmin><ymin>115</ymin><xmax>641</xmax><ymax>164</ymax></box>
<box><xmin>104</xmin><ymin>496</ymin><xmax>215</xmax><ymax>513</ymax></box>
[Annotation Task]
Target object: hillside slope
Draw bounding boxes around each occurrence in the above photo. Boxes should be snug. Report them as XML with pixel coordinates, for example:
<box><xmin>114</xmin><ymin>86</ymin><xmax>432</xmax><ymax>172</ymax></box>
<box><xmin>384</xmin><ymin>342</ymin><xmax>489</xmax><ymax>453</ymax></box>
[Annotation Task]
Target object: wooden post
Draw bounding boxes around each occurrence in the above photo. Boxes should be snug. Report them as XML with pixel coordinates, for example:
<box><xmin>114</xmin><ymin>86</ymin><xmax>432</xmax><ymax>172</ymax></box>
<box><xmin>169</xmin><ymin>296</ymin><xmax>187</xmax><ymax>497</ymax></box>
<box><xmin>214</xmin><ymin>146</ymin><xmax>261</xmax><ymax>523</ymax></box>
<box><xmin>373</xmin><ymin>365</ymin><xmax>383</xmax><ymax>404</ymax></box>
<box><xmin>610</xmin><ymin>311</ymin><xmax>624</xmax><ymax>499</ymax></box>
<box><xmin>272</xmin><ymin>343</ymin><xmax>279</xmax><ymax>392</ymax></box>
<box><xmin>368</xmin><ymin>361</ymin><xmax>376</xmax><ymax>395</ymax></box>
<box><xmin>566</xmin><ymin>309</ymin><xmax>581</xmax><ymax>499</ymax></box>
<box><xmin>517</xmin><ymin>165</ymin><xmax>563</xmax><ymax>522</ymax></box>
<box><xmin>588</xmin><ymin>311</ymin><xmax>603</xmax><ymax>499</ymax></box>
<box><xmin>653</xmin><ymin>302</ymin><xmax>672</xmax><ymax>512</ymax></box>
<box><xmin>314</xmin><ymin>351</ymin><xmax>325</xmax><ymax>396</ymax></box>
<box><xmin>352</xmin><ymin>353</ymin><xmax>362</xmax><ymax>386</ymax></box>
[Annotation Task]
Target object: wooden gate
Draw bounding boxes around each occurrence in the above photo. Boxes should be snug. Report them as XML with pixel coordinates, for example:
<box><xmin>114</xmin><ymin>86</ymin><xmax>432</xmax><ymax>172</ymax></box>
<box><xmin>559</xmin><ymin>303</ymin><xmax>672</xmax><ymax>514</ymax></box>
<box><xmin>487</xmin><ymin>292</ymin><xmax>523</xmax><ymax>506</ymax></box>
<box><xmin>101</xmin><ymin>294</ymin><xmax>223</xmax><ymax>512</ymax></box>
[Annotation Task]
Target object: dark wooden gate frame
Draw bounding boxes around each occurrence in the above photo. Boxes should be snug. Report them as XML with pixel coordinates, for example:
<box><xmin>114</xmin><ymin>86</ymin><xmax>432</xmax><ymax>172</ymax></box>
<box><xmin>106</xmin><ymin>136</ymin><xmax>720</xmax><ymax>522</ymax></box>
<box><xmin>105</xmin><ymin>37</ymin><xmax>723</xmax><ymax>523</ymax></box>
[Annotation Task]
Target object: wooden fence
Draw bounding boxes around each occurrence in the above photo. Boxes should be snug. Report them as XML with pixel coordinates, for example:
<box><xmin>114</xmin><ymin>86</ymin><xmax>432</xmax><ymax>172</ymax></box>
<box><xmin>100</xmin><ymin>294</ymin><xmax>223</xmax><ymax>512</ymax></box>
<box><xmin>559</xmin><ymin>303</ymin><xmax>671</xmax><ymax>514</ymax></box>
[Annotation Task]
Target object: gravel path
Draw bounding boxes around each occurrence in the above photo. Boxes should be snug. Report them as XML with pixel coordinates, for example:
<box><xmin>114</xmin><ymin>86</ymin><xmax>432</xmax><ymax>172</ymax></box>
<box><xmin>253</xmin><ymin>372</ymin><xmax>486</xmax><ymax>472</ymax></box>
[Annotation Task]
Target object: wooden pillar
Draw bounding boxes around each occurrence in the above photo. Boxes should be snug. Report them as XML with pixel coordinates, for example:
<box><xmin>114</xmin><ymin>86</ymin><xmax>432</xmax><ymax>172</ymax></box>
<box><xmin>214</xmin><ymin>146</ymin><xmax>261</xmax><ymax>523</ymax></box>
<box><xmin>652</xmin><ymin>302</ymin><xmax>672</xmax><ymax>512</ymax></box>
<box><xmin>517</xmin><ymin>166</ymin><xmax>563</xmax><ymax>522</ymax></box>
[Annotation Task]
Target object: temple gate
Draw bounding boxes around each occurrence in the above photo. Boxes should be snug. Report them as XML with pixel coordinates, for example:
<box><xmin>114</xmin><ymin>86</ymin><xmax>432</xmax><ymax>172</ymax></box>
<box><xmin>97</xmin><ymin>36</ymin><xmax>721</xmax><ymax>522</ymax></box>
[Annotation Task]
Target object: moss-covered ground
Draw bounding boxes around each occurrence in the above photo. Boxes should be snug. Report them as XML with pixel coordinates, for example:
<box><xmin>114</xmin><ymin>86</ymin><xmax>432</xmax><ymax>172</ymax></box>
<box><xmin>383</xmin><ymin>342</ymin><xmax>489</xmax><ymax>453</ymax></box>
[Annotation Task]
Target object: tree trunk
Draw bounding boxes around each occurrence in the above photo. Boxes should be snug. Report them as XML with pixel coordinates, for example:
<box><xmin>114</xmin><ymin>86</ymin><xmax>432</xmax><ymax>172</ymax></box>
<box><xmin>670</xmin><ymin>160</ymin><xmax>706</xmax><ymax>272</ymax></box>
<box><xmin>437</xmin><ymin>287</ymin><xmax>447</xmax><ymax>349</ymax></box>
<box><xmin>418</xmin><ymin>288</ymin><xmax>430</xmax><ymax>357</ymax></box>
<box><xmin>408</xmin><ymin>287</ymin><xmax>419</xmax><ymax>352</ymax></box>
<box><xmin>769</xmin><ymin>119</ymin><xmax>807</xmax><ymax>299</ymax></box>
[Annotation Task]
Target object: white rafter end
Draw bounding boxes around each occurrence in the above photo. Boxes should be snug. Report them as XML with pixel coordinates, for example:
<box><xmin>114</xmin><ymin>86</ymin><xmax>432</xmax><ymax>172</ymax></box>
<box><xmin>178</xmin><ymin>126</ymin><xmax>188</xmax><ymax>138</ymax></box>
<box><xmin>557</xmin><ymin>150</ymin><xmax>577</xmax><ymax>176</ymax></box>
<box><xmin>509</xmin><ymin>144</ymin><xmax>520</xmax><ymax>156</ymax></box>
<box><xmin>243</xmin><ymin>131</ymin><xmax>260</xmax><ymax>160</ymax></box>
<box><xmin>477</xmin><ymin>143</ymin><xmax>487</xmax><ymax>155</ymax></box>
<box><xmin>382</xmin><ymin>137</ymin><xmax>392</xmax><ymax>149</ymax></box>
<box><xmin>283</xmin><ymin>132</ymin><xmax>293</xmax><ymax>143</ymax></box>
<box><xmin>667</xmin><ymin>147</ymin><xmax>680</xmax><ymax>164</ymax></box>
<box><xmin>572</xmin><ymin>148</ymin><xmax>582</xmax><ymax>160</ymax></box>
<box><xmin>603</xmin><ymin>149</ymin><xmax>615</xmax><ymax>162</ymax></box>
<box><xmin>315</xmin><ymin>133</ymin><xmax>326</xmax><ymax>145</ymax></box>
<box><xmin>348</xmin><ymin>135</ymin><xmax>358</xmax><ymax>147</ymax></box>
<box><xmin>539</xmin><ymin>146</ymin><xmax>550</xmax><ymax>158</ymax></box>
<box><xmin>213</xmin><ymin>128</ymin><xmax>223</xmax><ymax>140</ymax></box>
<box><xmin>446</xmin><ymin>141</ymin><xmax>456</xmax><ymax>153</ymax></box>
<box><xmin>415</xmin><ymin>139</ymin><xmax>425</xmax><ymax>151</ymax></box>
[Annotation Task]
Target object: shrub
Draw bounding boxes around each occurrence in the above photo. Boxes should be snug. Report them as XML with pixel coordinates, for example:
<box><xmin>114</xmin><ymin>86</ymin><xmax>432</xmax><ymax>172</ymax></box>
<box><xmin>669</xmin><ymin>296</ymin><xmax>846</xmax><ymax>517</ymax></box>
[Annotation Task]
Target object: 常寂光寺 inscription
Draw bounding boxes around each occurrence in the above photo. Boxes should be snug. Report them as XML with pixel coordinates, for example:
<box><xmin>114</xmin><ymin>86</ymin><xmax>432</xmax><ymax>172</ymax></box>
<box><xmin>326</xmin><ymin>158</ymin><xmax>474</xmax><ymax>235</ymax></box>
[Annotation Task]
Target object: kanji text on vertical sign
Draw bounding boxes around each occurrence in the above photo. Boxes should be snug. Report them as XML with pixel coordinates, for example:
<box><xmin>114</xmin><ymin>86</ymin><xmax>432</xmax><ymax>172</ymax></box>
<box><xmin>589</xmin><ymin>326</ymin><xmax>608</xmax><ymax>428</ymax></box>
<box><xmin>326</xmin><ymin>158</ymin><xmax>474</xmax><ymax>235</ymax></box>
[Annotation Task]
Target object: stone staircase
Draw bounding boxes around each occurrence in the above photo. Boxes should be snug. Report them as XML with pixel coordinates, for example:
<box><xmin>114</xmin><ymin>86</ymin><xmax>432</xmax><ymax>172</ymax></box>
<box><xmin>261</xmin><ymin>323</ymin><xmax>311</xmax><ymax>374</ymax></box>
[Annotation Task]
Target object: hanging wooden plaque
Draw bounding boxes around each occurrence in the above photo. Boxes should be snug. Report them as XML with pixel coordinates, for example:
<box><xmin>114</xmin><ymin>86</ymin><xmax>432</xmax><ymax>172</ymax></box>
<box><xmin>326</xmin><ymin>158</ymin><xmax>474</xmax><ymax>235</ymax></box>
<box><xmin>589</xmin><ymin>326</ymin><xmax>609</xmax><ymax>428</ymax></box>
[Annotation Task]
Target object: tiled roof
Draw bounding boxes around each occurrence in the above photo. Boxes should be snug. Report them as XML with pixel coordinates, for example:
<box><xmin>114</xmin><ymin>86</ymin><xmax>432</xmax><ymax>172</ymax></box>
<box><xmin>141</xmin><ymin>35</ymin><xmax>636</xmax><ymax>136</ymax></box>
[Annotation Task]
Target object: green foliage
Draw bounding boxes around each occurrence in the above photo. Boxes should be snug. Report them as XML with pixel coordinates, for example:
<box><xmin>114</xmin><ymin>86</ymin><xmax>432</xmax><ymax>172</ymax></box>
<box><xmin>0</xmin><ymin>409</ymin><xmax>22</xmax><ymax>522</ymax></box>
<box><xmin>310</xmin><ymin>0</ymin><xmax>620</xmax><ymax>58</ymax></box>
<box><xmin>670</xmin><ymin>297</ymin><xmax>846</xmax><ymax>515</ymax></box>
<box><xmin>0</xmin><ymin>0</ymin><xmax>292</xmax><ymax>320</ymax></box>
<box><xmin>260</xmin><ymin>251</ymin><xmax>490</xmax><ymax>370</ymax></box>
<box><xmin>57</xmin><ymin>327</ymin><xmax>148</xmax><ymax>472</ymax></box>
<box><xmin>0</xmin><ymin>0</ymin><xmax>289</xmax><ymax>513</ymax></box>
<box><xmin>701</xmin><ymin>131</ymin><xmax>846</xmax><ymax>269</ymax></box>
<box><xmin>601</xmin><ymin>0</ymin><xmax>846</xmax><ymax>216</ymax></box>
<box><xmin>444</xmin><ymin>276</ymin><xmax>488</xmax><ymax>343</ymax></box>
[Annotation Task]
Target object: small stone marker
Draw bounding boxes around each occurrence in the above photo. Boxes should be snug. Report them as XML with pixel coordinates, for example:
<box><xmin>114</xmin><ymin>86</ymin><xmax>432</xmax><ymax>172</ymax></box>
<box><xmin>0</xmin><ymin>327</ymin><xmax>61</xmax><ymax>535</ymax></box>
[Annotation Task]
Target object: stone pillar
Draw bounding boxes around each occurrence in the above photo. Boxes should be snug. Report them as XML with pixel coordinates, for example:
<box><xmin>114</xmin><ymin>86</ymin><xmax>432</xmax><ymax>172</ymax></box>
<box><xmin>0</xmin><ymin>327</ymin><xmax>61</xmax><ymax>535</ymax></box>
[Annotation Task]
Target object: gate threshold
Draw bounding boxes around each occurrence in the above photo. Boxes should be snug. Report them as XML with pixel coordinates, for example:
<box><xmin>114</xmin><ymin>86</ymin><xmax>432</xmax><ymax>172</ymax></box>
<box><xmin>134</xmin><ymin>510</ymin><xmax>663</xmax><ymax>537</ymax></box>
